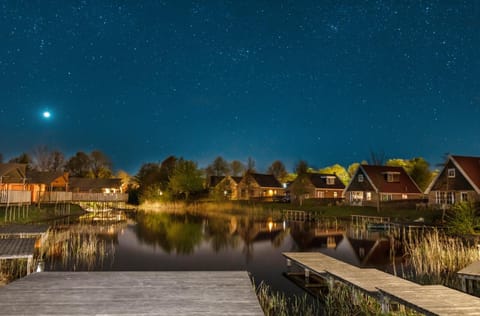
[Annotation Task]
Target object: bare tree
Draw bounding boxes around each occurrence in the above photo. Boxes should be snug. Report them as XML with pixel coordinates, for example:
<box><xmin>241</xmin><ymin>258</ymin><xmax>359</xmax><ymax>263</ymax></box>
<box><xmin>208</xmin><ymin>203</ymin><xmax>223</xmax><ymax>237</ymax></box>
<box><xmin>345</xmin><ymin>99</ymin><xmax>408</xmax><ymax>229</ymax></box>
<box><xmin>268</xmin><ymin>160</ymin><xmax>287</xmax><ymax>182</ymax></box>
<box><xmin>230</xmin><ymin>160</ymin><xmax>245</xmax><ymax>176</ymax></box>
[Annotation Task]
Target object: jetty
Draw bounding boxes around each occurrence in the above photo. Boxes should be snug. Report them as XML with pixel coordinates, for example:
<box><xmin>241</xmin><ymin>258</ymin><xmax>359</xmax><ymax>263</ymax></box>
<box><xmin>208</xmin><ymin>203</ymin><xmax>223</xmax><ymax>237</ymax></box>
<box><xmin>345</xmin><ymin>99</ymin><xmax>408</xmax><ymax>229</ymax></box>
<box><xmin>0</xmin><ymin>271</ymin><xmax>263</xmax><ymax>315</ymax></box>
<box><xmin>283</xmin><ymin>252</ymin><xmax>480</xmax><ymax>315</ymax></box>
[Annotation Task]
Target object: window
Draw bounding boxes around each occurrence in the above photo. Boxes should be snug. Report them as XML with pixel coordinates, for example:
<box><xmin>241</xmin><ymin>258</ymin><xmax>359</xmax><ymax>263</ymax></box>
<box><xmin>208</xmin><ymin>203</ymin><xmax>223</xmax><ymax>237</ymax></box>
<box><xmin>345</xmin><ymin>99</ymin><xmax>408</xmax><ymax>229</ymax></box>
<box><xmin>448</xmin><ymin>168</ymin><xmax>456</xmax><ymax>178</ymax></box>
<box><xmin>366</xmin><ymin>192</ymin><xmax>372</xmax><ymax>201</ymax></box>
<box><xmin>316</xmin><ymin>191</ymin><xmax>325</xmax><ymax>198</ymax></box>
<box><xmin>402</xmin><ymin>194</ymin><xmax>408</xmax><ymax>199</ymax></box>
<box><xmin>333</xmin><ymin>191</ymin><xmax>338</xmax><ymax>198</ymax></box>
<box><xmin>461</xmin><ymin>192</ymin><xmax>468</xmax><ymax>202</ymax></box>
<box><xmin>435</xmin><ymin>191</ymin><xmax>455</xmax><ymax>204</ymax></box>
<box><xmin>326</xmin><ymin>176</ymin><xmax>335</xmax><ymax>185</ymax></box>
<box><xmin>384</xmin><ymin>172</ymin><xmax>400</xmax><ymax>183</ymax></box>
<box><xmin>358</xmin><ymin>174</ymin><xmax>364</xmax><ymax>182</ymax></box>
<box><xmin>381</xmin><ymin>193</ymin><xmax>393</xmax><ymax>201</ymax></box>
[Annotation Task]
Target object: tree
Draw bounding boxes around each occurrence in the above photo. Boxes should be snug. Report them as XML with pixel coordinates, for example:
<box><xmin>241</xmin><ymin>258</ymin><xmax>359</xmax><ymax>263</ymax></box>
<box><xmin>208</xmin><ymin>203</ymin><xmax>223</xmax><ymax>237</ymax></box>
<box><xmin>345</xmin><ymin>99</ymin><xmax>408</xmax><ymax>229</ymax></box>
<box><xmin>347</xmin><ymin>162</ymin><xmax>361</xmax><ymax>178</ymax></box>
<box><xmin>0</xmin><ymin>153</ymin><xmax>3</xmax><ymax>163</ymax></box>
<box><xmin>206</xmin><ymin>156</ymin><xmax>230</xmax><ymax>177</ymax></box>
<box><xmin>294</xmin><ymin>160</ymin><xmax>309</xmax><ymax>176</ymax></box>
<box><xmin>9</xmin><ymin>153</ymin><xmax>33</xmax><ymax>170</ymax></box>
<box><xmin>267</xmin><ymin>160</ymin><xmax>288</xmax><ymax>183</ymax></box>
<box><xmin>134</xmin><ymin>162</ymin><xmax>163</xmax><ymax>204</ymax></box>
<box><xmin>90</xmin><ymin>150</ymin><xmax>112</xmax><ymax>178</ymax></box>
<box><xmin>169</xmin><ymin>159</ymin><xmax>204</xmax><ymax>200</ymax></box>
<box><xmin>230</xmin><ymin>160</ymin><xmax>245</xmax><ymax>176</ymax></box>
<box><xmin>159</xmin><ymin>156</ymin><xmax>177</xmax><ymax>189</ymax></box>
<box><xmin>318</xmin><ymin>164</ymin><xmax>350</xmax><ymax>185</ymax></box>
<box><xmin>65</xmin><ymin>152</ymin><xmax>92</xmax><ymax>177</ymax></box>
<box><xmin>246</xmin><ymin>157</ymin><xmax>256</xmax><ymax>173</ymax></box>
<box><xmin>30</xmin><ymin>146</ymin><xmax>65</xmax><ymax>171</ymax></box>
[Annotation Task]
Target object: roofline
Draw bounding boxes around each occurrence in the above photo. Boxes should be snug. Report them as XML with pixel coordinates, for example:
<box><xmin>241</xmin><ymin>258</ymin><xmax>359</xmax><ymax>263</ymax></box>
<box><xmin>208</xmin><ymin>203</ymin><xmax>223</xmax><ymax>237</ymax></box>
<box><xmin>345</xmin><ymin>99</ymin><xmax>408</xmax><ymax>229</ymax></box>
<box><xmin>425</xmin><ymin>155</ymin><xmax>480</xmax><ymax>194</ymax></box>
<box><xmin>343</xmin><ymin>165</ymin><xmax>379</xmax><ymax>194</ymax></box>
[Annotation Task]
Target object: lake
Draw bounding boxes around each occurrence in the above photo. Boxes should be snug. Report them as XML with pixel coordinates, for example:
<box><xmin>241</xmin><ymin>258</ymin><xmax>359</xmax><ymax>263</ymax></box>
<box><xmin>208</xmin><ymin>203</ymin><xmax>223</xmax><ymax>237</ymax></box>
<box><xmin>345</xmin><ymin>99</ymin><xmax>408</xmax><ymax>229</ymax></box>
<box><xmin>42</xmin><ymin>209</ymin><xmax>396</xmax><ymax>298</ymax></box>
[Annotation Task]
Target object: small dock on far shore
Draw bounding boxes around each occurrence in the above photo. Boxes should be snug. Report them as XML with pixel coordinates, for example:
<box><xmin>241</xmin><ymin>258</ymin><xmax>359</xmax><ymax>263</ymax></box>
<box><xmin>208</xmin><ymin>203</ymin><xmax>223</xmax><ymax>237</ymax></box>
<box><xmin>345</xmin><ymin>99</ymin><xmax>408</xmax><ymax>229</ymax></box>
<box><xmin>284</xmin><ymin>252</ymin><xmax>480</xmax><ymax>315</ymax></box>
<box><xmin>0</xmin><ymin>271</ymin><xmax>263</xmax><ymax>315</ymax></box>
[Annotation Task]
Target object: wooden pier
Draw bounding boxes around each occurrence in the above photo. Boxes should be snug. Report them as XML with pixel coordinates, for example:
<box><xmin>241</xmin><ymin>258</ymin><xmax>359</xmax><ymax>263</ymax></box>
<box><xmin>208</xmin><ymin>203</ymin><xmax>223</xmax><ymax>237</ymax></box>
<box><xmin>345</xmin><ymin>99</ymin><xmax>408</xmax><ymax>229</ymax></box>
<box><xmin>0</xmin><ymin>238</ymin><xmax>37</xmax><ymax>274</ymax></box>
<box><xmin>0</xmin><ymin>224</ymin><xmax>49</xmax><ymax>238</ymax></box>
<box><xmin>0</xmin><ymin>271</ymin><xmax>263</xmax><ymax>315</ymax></box>
<box><xmin>458</xmin><ymin>260</ymin><xmax>480</xmax><ymax>295</ymax></box>
<box><xmin>284</xmin><ymin>252</ymin><xmax>480</xmax><ymax>315</ymax></box>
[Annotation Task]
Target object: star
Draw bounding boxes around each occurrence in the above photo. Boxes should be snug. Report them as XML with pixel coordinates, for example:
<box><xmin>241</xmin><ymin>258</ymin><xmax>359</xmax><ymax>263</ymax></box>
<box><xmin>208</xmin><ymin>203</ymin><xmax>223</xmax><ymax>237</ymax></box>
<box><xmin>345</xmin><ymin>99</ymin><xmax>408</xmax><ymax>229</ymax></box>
<box><xmin>42</xmin><ymin>111</ymin><xmax>51</xmax><ymax>119</ymax></box>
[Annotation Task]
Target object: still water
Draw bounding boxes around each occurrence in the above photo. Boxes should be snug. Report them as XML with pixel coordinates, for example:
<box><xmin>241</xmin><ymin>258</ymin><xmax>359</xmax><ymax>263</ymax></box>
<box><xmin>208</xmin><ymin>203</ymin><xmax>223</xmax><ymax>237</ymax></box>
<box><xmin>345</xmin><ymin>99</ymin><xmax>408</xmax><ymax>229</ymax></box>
<box><xmin>43</xmin><ymin>209</ymin><xmax>394</xmax><ymax>297</ymax></box>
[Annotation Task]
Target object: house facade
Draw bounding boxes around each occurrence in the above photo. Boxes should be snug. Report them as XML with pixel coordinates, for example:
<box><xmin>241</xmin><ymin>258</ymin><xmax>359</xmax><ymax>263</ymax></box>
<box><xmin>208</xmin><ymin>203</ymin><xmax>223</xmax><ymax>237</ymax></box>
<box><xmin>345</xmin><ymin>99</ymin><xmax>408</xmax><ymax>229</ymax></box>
<box><xmin>237</xmin><ymin>173</ymin><xmax>285</xmax><ymax>201</ymax></box>
<box><xmin>208</xmin><ymin>175</ymin><xmax>242</xmax><ymax>200</ymax></box>
<box><xmin>0</xmin><ymin>163</ymin><xmax>31</xmax><ymax>205</ymax></box>
<box><xmin>27</xmin><ymin>171</ymin><xmax>70</xmax><ymax>203</ymax></box>
<box><xmin>425</xmin><ymin>155</ymin><xmax>480</xmax><ymax>208</ymax></box>
<box><xmin>289</xmin><ymin>173</ymin><xmax>345</xmax><ymax>201</ymax></box>
<box><xmin>344</xmin><ymin>165</ymin><xmax>423</xmax><ymax>207</ymax></box>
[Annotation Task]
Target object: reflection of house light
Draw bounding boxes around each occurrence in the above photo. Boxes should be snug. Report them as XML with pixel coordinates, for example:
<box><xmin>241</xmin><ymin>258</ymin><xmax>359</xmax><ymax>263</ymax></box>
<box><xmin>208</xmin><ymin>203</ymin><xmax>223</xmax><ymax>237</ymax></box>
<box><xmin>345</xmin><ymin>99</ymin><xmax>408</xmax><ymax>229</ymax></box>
<box><xmin>224</xmin><ymin>190</ymin><xmax>228</xmax><ymax>196</ymax></box>
<box><xmin>283</xmin><ymin>220</ymin><xmax>286</xmax><ymax>230</ymax></box>
<box><xmin>268</xmin><ymin>220</ymin><xmax>274</xmax><ymax>232</ymax></box>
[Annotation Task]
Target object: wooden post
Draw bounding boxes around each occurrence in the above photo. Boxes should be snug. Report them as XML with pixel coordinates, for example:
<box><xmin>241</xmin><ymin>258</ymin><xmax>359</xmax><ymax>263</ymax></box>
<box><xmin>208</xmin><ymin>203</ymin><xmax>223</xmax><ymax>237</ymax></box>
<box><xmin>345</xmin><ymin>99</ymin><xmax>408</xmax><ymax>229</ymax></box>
<box><xmin>286</xmin><ymin>259</ymin><xmax>291</xmax><ymax>273</ymax></box>
<box><xmin>27</xmin><ymin>255</ymin><xmax>33</xmax><ymax>275</ymax></box>
<box><xmin>381</xmin><ymin>295</ymin><xmax>390</xmax><ymax>313</ymax></box>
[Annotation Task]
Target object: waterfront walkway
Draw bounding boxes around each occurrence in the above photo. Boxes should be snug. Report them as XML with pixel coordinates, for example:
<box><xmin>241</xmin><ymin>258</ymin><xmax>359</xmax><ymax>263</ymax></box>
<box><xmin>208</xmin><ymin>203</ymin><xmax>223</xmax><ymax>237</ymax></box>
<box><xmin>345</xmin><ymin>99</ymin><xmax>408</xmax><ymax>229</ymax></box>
<box><xmin>0</xmin><ymin>271</ymin><xmax>263</xmax><ymax>315</ymax></box>
<box><xmin>283</xmin><ymin>252</ymin><xmax>480</xmax><ymax>315</ymax></box>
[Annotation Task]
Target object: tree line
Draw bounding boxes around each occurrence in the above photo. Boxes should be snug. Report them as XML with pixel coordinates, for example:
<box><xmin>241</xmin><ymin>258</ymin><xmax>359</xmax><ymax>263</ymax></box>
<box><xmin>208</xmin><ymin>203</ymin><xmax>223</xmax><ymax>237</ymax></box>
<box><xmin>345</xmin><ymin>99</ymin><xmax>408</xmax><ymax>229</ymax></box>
<box><xmin>1</xmin><ymin>146</ymin><xmax>437</xmax><ymax>204</ymax></box>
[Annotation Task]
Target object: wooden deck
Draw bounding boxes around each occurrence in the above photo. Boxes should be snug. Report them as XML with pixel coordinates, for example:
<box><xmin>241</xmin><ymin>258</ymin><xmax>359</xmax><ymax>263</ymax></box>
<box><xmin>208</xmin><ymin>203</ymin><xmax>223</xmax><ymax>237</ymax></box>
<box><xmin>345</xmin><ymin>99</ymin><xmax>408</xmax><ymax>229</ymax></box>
<box><xmin>284</xmin><ymin>252</ymin><xmax>480</xmax><ymax>315</ymax></box>
<box><xmin>0</xmin><ymin>224</ymin><xmax>49</xmax><ymax>238</ymax></box>
<box><xmin>458</xmin><ymin>260</ymin><xmax>480</xmax><ymax>294</ymax></box>
<box><xmin>0</xmin><ymin>271</ymin><xmax>263</xmax><ymax>315</ymax></box>
<box><xmin>0</xmin><ymin>238</ymin><xmax>37</xmax><ymax>274</ymax></box>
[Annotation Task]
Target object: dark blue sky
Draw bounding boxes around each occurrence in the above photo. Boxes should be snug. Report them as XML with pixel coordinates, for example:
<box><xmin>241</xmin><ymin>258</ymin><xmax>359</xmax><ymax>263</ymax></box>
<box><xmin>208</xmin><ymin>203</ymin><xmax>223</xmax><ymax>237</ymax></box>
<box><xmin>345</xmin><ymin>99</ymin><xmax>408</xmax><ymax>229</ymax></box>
<box><xmin>1</xmin><ymin>1</ymin><xmax>479</xmax><ymax>174</ymax></box>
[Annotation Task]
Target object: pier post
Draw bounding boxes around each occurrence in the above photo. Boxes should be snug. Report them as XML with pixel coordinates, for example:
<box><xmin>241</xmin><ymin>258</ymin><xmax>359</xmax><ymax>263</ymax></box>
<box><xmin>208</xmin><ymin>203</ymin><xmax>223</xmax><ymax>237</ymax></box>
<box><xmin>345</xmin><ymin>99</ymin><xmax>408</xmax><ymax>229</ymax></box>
<box><xmin>304</xmin><ymin>268</ymin><xmax>310</xmax><ymax>284</ymax></box>
<box><xmin>381</xmin><ymin>295</ymin><xmax>390</xmax><ymax>313</ymax></box>
<box><xmin>286</xmin><ymin>259</ymin><xmax>291</xmax><ymax>273</ymax></box>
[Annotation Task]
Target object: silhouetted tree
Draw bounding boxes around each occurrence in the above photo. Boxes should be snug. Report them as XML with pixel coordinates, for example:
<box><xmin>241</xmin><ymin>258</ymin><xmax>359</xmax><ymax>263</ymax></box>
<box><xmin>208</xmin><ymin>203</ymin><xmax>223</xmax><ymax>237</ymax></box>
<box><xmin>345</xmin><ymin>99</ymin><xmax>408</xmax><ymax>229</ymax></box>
<box><xmin>169</xmin><ymin>159</ymin><xmax>204</xmax><ymax>200</ymax></box>
<box><xmin>9</xmin><ymin>153</ymin><xmax>33</xmax><ymax>170</ymax></box>
<box><xmin>90</xmin><ymin>150</ymin><xmax>112</xmax><ymax>178</ymax></box>
<box><xmin>206</xmin><ymin>156</ymin><xmax>230</xmax><ymax>177</ymax></box>
<box><xmin>65</xmin><ymin>152</ymin><xmax>92</xmax><ymax>177</ymax></box>
<box><xmin>230</xmin><ymin>160</ymin><xmax>244</xmax><ymax>176</ymax></box>
<box><xmin>268</xmin><ymin>160</ymin><xmax>287</xmax><ymax>183</ymax></box>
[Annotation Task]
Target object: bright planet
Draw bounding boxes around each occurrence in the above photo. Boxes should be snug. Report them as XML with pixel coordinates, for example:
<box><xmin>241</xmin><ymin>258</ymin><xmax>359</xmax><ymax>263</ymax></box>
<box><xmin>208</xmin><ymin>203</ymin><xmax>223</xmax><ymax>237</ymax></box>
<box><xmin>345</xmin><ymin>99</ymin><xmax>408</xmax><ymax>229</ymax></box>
<box><xmin>42</xmin><ymin>111</ymin><xmax>51</xmax><ymax>119</ymax></box>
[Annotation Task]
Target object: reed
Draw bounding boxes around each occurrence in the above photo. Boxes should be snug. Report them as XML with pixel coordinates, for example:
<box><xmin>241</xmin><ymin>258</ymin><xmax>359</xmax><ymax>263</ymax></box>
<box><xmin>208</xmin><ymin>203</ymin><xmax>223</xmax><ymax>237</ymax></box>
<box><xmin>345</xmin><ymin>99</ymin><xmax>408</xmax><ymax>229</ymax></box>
<box><xmin>255</xmin><ymin>282</ymin><xmax>319</xmax><ymax>316</ymax></box>
<box><xmin>402</xmin><ymin>229</ymin><xmax>480</xmax><ymax>288</ymax></box>
<box><xmin>0</xmin><ymin>258</ymin><xmax>30</xmax><ymax>286</ymax></box>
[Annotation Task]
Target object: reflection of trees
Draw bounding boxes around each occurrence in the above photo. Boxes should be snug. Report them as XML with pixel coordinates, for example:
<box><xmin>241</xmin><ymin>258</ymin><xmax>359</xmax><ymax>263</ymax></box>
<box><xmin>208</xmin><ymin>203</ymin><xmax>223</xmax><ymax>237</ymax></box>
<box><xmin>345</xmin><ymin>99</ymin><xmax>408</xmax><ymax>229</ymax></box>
<box><xmin>135</xmin><ymin>212</ymin><xmax>203</xmax><ymax>254</ymax></box>
<box><xmin>204</xmin><ymin>216</ymin><xmax>240</xmax><ymax>253</ymax></box>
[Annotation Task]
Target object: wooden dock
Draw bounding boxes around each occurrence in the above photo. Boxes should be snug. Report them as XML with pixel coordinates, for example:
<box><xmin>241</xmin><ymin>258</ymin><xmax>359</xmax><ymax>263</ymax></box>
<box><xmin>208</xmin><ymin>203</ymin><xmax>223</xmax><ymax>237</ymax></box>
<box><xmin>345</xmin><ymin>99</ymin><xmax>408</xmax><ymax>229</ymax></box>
<box><xmin>0</xmin><ymin>271</ymin><xmax>263</xmax><ymax>315</ymax></box>
<box><xmin>458</xmin><ymin>260</ymin><xmax>480</xmax><ymax>294</ymax></box>
<box><xmin>0</xmin><ymin>224</ymin><xmax>50</xmax><ymax>238</ymax></box>
<box><xmin>284</xmin><ymin>252</ymin><xmax>480</xmax><ymax>315</ymax></box>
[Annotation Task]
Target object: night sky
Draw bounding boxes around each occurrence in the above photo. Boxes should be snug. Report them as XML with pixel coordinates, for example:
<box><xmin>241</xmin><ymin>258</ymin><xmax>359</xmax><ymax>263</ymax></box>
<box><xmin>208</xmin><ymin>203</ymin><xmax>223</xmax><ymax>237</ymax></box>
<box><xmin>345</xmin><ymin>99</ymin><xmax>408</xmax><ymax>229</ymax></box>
<box><xmin>1</xmin><ymin>1</ymin><xmax>479</xmax><ymax>174</ymax></box>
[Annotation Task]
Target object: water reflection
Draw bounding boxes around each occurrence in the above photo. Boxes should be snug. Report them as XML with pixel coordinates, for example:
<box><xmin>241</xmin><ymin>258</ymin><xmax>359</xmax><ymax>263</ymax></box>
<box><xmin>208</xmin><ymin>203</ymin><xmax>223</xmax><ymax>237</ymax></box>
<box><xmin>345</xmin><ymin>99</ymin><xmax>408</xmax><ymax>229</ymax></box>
<box><xmin>40</xmin><ymin>209</ymin><xmax>402</xmax><ymax>296</ymax></box>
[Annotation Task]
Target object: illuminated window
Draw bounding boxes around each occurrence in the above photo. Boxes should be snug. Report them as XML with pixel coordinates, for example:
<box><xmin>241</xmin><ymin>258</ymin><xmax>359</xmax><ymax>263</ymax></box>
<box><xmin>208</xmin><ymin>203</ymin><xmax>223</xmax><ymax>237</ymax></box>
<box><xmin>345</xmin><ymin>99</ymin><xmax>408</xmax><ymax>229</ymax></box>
<box><xmin>448</xmin><ymin>168</ymin><xmax>455</xmax><ymax>178</ymax></box>
<box><xmin>402</xmin><ymin>194</ymin><xmax>408</xmax><ymax>199</ymax></box>
<box><xmin>316</xmin><ymin>191</ymin><xmax>325</xmax><ymax>198</ymax></box>
<box><xmin>326</xmin><ymin>177</ymin><xmax>335</xmax><ymax>185</ymax></box>
<box><xmin>366</xmin><ymin>192</ymin><xmax>371</xmax><ymax>200</ymax></box>
<box><xmin>381</xmin><ymin>193</ymin><xmax>393</xmax><ymax>201</ymax></box>
<box><xmin>358</xmin><ymin>175</ymin><xmax>364</xmax><ymax>182</ymax></box>
<box><xmin>333</xmin><ymin>191</ymin><xmax>338</xmax><ymax>198</ymax></box>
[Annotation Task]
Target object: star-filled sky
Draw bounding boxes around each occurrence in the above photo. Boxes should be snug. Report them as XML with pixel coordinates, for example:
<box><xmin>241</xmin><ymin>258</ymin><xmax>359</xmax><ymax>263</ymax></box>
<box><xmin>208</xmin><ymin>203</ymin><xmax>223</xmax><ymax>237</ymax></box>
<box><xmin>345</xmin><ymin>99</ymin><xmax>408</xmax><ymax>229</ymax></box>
<box><xmin>1</xmin><ymin>1</ymin><xmax>479</xmax><ymax>174</ymax></box>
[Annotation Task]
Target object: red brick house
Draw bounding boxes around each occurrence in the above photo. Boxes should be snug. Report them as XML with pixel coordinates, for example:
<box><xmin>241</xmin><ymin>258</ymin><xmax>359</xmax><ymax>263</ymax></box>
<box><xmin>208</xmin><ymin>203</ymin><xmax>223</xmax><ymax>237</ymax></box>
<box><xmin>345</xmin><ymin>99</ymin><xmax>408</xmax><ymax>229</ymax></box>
<box><xmin>425</xmin><ymin>155</ymin><xmax>480</xmax><ymax>208</ymax></box>
<box><xmin>344</xmin><ymin>165</ymin><xmax>423</xmax><ymax>207</ymax></box>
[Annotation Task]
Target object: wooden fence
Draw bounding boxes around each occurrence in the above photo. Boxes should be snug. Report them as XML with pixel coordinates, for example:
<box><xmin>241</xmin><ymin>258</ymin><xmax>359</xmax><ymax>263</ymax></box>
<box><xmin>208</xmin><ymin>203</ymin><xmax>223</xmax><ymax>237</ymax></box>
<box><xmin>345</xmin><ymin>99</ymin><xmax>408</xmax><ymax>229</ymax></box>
<box><xmin>0</xmin><ymin>190</ymin><xmax>31</xmax><ymax>205</ymax></box>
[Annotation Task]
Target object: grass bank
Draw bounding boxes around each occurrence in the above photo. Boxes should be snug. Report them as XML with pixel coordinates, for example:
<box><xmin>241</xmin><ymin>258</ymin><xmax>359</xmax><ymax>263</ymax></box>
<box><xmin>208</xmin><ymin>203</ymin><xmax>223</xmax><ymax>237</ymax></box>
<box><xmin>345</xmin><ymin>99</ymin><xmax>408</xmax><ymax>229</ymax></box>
<box><xmin>0</xmin><ymin>204</ymin><xmax>85</xmax><ymax>225</ymax></box>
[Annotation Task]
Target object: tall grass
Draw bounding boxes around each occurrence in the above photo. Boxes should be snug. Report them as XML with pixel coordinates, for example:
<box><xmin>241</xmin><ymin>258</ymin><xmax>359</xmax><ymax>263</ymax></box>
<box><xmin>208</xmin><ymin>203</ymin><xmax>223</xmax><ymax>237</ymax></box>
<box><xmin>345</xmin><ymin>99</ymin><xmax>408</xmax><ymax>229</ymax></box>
<box><xmin>0</xmin><ymin>258</ymin><xmax>30</xmax><ymax>286</ymax></box>
<box><xmin>255</xmin><ymin>282</ymin><xmax>319</xmax><ymax>316</ymax></box>
<box><xmin>402</xmin><ymin>229</ymin><xmax>480</xmax><ymax>288</ymax></box>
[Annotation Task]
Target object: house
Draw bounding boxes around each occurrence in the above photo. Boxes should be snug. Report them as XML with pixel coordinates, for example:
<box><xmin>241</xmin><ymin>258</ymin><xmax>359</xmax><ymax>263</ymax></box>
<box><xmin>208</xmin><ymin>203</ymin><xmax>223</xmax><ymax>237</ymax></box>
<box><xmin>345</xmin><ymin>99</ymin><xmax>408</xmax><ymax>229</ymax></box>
<box><xmin>289</xmin><ymin>173</ymin><xmax>345</xmax><ymax>201</ymax></box>
<box><xmin>344</xmin><ymin>165</ymin><xmax>423</xmax><ymax>207</ymax></box>
<box><xmin>69</xmin><ymin>177</ymin><xmax>124</xmax><ymax>193</ymax></box>
<box><xmin>208</xmin><ymin>175</ymin><xmax>243</xmax><ymax>200</ymax></box>
<box><xmin>425</xmin><ymin>155</ymin><xmax>480</xmax><ymax>208</ymax></box>
<box><xmin>237</xmin><ymin>173</ymin><xmax>285</xmax><ymax>201</ymax></box>
<box><xmin>0</xmin><ymin>163</ymin><xmax>31</xmax><ymax>205</ymax></box>
<box><xmin>26</xmin><ymin>171</ymin><xmax>70</xmax><ymax>203</ymax></box>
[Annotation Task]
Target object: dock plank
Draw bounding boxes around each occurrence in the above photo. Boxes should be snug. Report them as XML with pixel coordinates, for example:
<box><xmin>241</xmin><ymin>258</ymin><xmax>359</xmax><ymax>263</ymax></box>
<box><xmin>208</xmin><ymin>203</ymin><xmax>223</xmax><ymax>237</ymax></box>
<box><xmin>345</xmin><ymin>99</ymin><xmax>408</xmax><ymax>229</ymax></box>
<box><xmin>0</xmin><ymin>238</ymin><xmax>36</xmax><ymax>259</ymax></box>
<box><xmin>0</xmin><ymin>271</ymin><xmax>263</xmax><ymax>315</ymax></box>
<box><xmin>284</xmin><ymin>252</ymin><xmax>480</xmax><ymax>316</ymax></box>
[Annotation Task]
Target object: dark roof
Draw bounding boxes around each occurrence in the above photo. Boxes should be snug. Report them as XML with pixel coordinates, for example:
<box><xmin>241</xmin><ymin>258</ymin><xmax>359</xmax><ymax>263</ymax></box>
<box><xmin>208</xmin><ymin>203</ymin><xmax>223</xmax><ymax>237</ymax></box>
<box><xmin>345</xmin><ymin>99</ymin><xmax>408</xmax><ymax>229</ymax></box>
<box><xmin>250</xmin><ymin>173</ymin><xmax>282</xmax><ymax>188</ymax></box>
<box><xmin>27</xmin><ymin>171</ymin><xmax>67</xmax><ymax>185</ymax></box>
<box><xmin>208</xmin><ymin>176</ymin><xmax>225</xmax><ymax>187</ymax></box>
<box><xmin>69</xmin><ymin>177</ymin><xmax>122</xmax><ymax>190</ymax></box>
<box><xmin>231</xmin><ymin>176</ymin><xmax>243</xmax><ymax>184</ymax></box>
<box><xmin>306</xmin><ymin>173</ymin><xmax>345</xmax><ymax>189</ymax></box>
<box><xmin>0</xmin><ymin>163</ymin><xmax>27</xmax><ymax>183</ymax></box>
<box><xmin>360</xmin><ymin>165</ymin><xmax>422</xmax><ymax>194</ymax></box>
<box><xmin>451</xmin><ymin>155</ymin><xmax>480</xmax><ymax>191</ymax></box>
